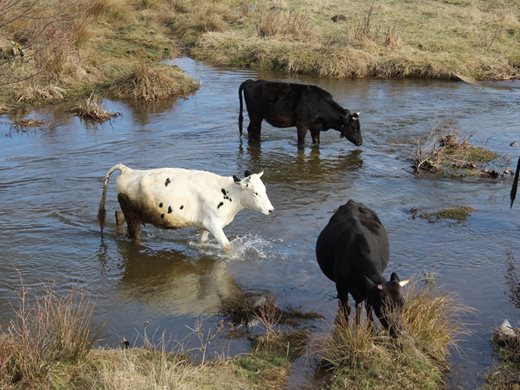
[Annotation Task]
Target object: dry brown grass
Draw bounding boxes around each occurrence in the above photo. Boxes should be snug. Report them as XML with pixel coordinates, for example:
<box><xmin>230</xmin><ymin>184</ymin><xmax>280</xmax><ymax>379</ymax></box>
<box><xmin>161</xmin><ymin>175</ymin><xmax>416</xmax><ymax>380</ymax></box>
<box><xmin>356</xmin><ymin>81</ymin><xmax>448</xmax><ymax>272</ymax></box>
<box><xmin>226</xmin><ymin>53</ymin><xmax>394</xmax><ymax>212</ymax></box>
<box><xmin>312</xmin><ymin>283</ymin><xmax>468</xmax><ymax>389</ymax></box>
<box><xmin>484</xmin><ymin>322</ymin><xmax>520</xmax><ymax>389</ymax></box>
<box><xmin>109</xmin><ymin>62</ymin><xmax>199</xmax><ymax>101</ymax></box>
<box><xmin>0</xmin><ymin>281</ymin><xmax>98</xmax><ymax>389</ymax></box>
<box><xmin>414</xmin><ymin>118</ymin><xmax>502</xmax><ymax>177</ymax></box>
<box><xmin>71</xmin><ymin>94</ymin><xmax>119</xmax><ymax>122</ymax></box>
<box><xmin>187</xmin><ymin>0</ymin><xmax>520</xmax><ymax>81</ymax></box>
<box><xmin>0</xmin><ymin>0</ymin><xmax>198</xmax><ymax>110</ymax></box>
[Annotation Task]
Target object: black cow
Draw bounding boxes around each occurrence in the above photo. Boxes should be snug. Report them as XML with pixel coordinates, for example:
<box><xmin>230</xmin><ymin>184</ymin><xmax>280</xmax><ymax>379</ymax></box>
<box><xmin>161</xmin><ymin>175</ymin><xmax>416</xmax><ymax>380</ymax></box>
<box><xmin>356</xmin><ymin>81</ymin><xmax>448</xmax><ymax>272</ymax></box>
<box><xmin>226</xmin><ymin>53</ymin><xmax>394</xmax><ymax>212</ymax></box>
<box><xmin>238</xmin><ymin>79</ymin><xmax>362</xmax><ymax>148</ymax></box>
<box><xmin>511</xmin><ymin>156</ymin><xmax>520</xmax><ymax>208</ymax></box>
<box><xmin>316</xmin><ymin>200</ymin><xmax>409</xmax><ymax>336</ymax></box>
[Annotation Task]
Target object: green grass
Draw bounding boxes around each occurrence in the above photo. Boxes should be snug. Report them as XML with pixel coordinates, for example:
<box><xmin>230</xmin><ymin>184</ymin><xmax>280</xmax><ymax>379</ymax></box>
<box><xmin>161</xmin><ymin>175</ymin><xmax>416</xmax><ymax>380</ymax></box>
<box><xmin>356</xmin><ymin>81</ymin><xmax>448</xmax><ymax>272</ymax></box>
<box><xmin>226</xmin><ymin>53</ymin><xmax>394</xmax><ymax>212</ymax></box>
<box><xmin>420</xmin><ymin>206</ymin><xmax>474</xmax><ymax>222</ymax></box>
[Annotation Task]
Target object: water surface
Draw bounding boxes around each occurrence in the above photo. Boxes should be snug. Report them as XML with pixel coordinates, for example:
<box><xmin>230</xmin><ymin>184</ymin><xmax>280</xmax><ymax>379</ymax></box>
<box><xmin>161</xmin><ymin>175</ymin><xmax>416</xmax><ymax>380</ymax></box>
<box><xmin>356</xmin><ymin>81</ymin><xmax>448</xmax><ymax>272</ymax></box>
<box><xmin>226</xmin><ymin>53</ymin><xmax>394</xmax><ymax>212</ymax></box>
<box><xmin>1</xmin><ymin>58</ymin><xmax>519</xmax><ymax>389</ymax></box>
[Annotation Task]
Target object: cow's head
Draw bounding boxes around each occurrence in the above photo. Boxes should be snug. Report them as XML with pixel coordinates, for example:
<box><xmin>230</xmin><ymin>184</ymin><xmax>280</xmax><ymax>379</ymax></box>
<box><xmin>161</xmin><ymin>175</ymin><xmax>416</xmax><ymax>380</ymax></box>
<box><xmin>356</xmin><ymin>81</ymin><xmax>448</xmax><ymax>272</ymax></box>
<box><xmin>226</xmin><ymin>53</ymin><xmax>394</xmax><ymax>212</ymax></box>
<box><xmin>340</xmin><ymin>112</ymin><xmax>362</xmax><ymax>146</ymax></box>
<box><xmin>365</xmin><ymin>272</ymin><xmax>409</xmax><ymax>337</ymax></box>
<box><xmin>233</xmin><ymin>170</ymin><xmax>274</xmax><ymax>215</ymax></box>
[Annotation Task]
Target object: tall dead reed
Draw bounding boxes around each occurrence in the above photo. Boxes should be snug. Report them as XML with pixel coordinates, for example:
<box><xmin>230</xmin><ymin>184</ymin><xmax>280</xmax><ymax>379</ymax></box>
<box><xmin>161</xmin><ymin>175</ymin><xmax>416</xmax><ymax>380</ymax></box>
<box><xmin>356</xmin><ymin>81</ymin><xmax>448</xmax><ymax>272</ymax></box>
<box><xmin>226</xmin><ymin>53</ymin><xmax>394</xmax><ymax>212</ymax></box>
<box><xmin>312</xmin><ymin>282</ymin><xmax>469</xmax><ymax>389</ymax></box>
<box><xmin>0</xmin><ymin>280</ymin><xmax>99</xmax><ymax>388</ymax></box>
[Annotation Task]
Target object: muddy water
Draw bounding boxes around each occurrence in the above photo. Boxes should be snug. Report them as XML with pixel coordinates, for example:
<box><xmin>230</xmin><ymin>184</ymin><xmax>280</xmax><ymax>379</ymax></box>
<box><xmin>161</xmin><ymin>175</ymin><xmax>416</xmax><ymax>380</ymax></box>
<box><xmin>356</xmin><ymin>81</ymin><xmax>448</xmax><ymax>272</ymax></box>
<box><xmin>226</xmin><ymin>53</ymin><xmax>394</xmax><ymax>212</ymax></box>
<box><xmin>1</xmin><ymin>58</ymin><xmax>519</xmax><ymax>388</ymax></box>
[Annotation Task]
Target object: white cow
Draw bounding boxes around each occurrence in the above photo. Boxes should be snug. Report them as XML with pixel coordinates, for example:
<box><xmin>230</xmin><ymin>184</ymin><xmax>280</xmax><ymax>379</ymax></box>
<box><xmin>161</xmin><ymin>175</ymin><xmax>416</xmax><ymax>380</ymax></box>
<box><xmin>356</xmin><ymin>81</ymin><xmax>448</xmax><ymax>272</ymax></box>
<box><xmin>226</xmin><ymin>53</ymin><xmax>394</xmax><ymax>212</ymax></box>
<box><xmin>97</xmin><ymin>164</ymin><xmax>274</xmax><ymax>251</ymax></box>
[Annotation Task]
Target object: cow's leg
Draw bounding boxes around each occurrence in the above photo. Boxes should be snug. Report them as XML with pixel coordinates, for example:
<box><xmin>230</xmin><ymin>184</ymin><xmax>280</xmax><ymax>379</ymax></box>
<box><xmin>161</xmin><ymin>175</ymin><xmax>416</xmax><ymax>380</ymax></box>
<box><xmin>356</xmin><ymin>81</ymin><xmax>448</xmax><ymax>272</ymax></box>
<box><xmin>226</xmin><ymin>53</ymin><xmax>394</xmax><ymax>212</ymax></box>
<box><xmin>198</xmin><ymin>229</ymin><xmax>210</xmax><ymax>243</ymax></box>
<box><xmin>247</xmin><ymin>118</ymin><xmax>262</xmax><ymax>142</ymax></box>
<box><xmin>354</xmin><ymin>301</ymin><xmax>363</xmax><ymax>326</ymax></box>
<box><xmin>310</xmin><ymin>129</ymin><xmax>320</xmax><ymax>145</ymax></box>
<box><xmin>206</xmin><ymin>224</ymin><xmax>231</xmax><ymax>252</ymax></box>
<box><xmin>365</xmin><ymin>303</ymin><xmax>375</xmax><ymax>330</ymax></box>
<box><xmin>115</xmin><ymin>209</ymin><xmax>126</xmax><ymax>234</ymax></box>
<box><xmin>297</xmin><ymin>126</ymin><xmax>308</xmax><ymax>147</ymax></box>
<box><xmin>336</xmin><ymin>284</ymin><xmax>351</xmax><ymax>324</ymax></box>
<box><xmin>117</xmin><ymin>193</ymin><xmax>141</xmax><ymax>240</ymax></box>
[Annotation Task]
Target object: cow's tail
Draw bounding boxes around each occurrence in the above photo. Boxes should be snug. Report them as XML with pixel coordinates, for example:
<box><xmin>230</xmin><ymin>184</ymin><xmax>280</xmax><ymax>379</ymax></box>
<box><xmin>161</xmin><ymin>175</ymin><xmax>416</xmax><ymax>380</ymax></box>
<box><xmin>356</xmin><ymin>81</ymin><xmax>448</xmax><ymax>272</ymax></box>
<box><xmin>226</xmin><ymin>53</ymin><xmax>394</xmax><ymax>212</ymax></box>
<box><xmin>97</xmin><ymin>163</ymin><xmax>127</xmax><ymax>234</ymax></box>
<box><xmin>238</xmin><ymin>81</ymin><xmax>246</xmax><ymax>136</ymax></box>
<box><xmin>511</xmin><ymin>156</ymin><xmax>520</xmax><ymax>208</ymax></box>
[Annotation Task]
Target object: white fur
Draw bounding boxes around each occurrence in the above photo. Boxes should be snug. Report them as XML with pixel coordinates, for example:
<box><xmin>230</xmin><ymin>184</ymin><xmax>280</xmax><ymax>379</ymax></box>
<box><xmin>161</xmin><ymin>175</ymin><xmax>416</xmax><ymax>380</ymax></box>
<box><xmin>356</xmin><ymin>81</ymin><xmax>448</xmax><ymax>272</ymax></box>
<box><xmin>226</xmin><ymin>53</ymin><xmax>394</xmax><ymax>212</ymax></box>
<box><xmin>106</xmin><ymin>164</ymin><xmax>274</xmax><ymax>251</ymax></box>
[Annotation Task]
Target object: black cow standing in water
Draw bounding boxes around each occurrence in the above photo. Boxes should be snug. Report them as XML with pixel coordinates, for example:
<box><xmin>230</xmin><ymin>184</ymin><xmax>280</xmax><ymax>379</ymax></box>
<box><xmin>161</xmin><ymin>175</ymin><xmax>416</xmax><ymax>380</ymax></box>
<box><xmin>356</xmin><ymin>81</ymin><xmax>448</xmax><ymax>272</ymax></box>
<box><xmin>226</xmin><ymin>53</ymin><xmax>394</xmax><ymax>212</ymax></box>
<box><xmin>511</xmin><ymin>156</ymin><xmax>520</xmax><ymax>208</ymax></box>
<box><xmin>238</xmin><ymin>79</ymin><xmax>362</xmax><ymax>148</ymax></box>
<box><xmin>316</xmin><ymin>200</ymin><xmax>409</xmax><ymax>337</ymax></box>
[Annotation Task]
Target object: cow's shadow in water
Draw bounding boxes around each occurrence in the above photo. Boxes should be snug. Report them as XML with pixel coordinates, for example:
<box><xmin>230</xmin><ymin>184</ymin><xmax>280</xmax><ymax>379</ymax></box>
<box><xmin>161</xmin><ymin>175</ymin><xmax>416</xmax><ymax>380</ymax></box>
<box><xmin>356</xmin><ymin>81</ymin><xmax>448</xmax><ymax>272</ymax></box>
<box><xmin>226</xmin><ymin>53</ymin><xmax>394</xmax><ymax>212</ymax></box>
<box><xmin>237</xmin><ymin>141</ymin><xmax>363</xmax><ymax>183</ymax></box>
<box><xmin>111</xmin><ymin>240</ymin><xmax>240</xmax><ymax>316</ymax></box>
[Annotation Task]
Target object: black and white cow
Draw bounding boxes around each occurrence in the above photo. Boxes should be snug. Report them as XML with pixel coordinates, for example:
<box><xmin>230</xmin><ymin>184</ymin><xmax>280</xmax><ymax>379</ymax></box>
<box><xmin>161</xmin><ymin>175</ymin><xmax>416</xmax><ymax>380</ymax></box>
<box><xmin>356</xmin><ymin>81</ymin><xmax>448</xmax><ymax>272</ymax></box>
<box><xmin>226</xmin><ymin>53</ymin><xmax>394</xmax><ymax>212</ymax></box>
<box><xmin>316</xmin><ymin>200</ymin><xmax>409</xmax><ymax>336</ymax></box>
<box><xmin>97</xmin><ymin>164</ymin><xmax>274</xmax><ymax>251</ymax></box>
<box><xmin>238</xmin><ymin>79</ymin><xmax>362</xmax><ymax>147</ymax></box>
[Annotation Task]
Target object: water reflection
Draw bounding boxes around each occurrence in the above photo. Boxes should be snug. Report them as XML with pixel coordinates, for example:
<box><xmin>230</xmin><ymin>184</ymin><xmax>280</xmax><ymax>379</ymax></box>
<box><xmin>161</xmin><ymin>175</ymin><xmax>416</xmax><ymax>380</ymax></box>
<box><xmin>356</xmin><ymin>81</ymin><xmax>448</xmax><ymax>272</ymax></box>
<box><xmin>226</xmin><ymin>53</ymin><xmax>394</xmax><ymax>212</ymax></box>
<box><xmin>252</xmin><ymin>148</ymin><xmax>363</xmax><ymax>184</ymax></box>
<box><xmin>115</xmin><ymin>242</ymin><xmax>238</xmax><ymax>316</ymax></box>
<box><xmin>128</xmin><ymin>97</ymin><xmax>180</xmax><ymax>126</ymax></box>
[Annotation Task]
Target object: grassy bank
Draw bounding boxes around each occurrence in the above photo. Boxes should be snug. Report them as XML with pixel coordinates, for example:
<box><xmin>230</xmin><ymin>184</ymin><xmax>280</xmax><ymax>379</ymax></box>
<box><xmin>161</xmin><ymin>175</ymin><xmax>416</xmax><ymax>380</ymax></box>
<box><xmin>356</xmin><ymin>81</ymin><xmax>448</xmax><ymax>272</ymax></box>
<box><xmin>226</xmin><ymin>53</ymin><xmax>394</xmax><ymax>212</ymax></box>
<box><xmin>313</xmin><ymin>283</ymin><xmax>467</xmax><ymax>389</ymax></box>
<box><xmin>0</xmin><ymin>0</ymin><xmax>199</xmax><ymax>113</ymax></box>
<box><xmin>180</xmin><ymin>0</ymin><xmax>520</xmax><ymax>81</ymax></box>
<box><xmin>483</xmin><ymin>321</ymin><xmax>520</xmax><ymax>390</ymax></box>
<box><xmin>1</xmin><ymin>1</ymin><xmax>519</xmax><ymax>112</ymax></box>
<box><xmin>0</xmin><ymin>281</ymin><xmax>466</xmax><ymax>389</ymax></box>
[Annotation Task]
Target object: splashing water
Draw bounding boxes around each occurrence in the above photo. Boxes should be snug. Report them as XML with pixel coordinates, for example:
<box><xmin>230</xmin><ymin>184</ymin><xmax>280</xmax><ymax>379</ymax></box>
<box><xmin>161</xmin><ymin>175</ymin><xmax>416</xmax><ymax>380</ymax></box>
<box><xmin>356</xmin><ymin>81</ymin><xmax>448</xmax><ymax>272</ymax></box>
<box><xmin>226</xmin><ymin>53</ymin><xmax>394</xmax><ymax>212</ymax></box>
<box><xmin>190</xmin><ymin>234</ymin><xmax>285</xmax><ymax>262</ymax></box>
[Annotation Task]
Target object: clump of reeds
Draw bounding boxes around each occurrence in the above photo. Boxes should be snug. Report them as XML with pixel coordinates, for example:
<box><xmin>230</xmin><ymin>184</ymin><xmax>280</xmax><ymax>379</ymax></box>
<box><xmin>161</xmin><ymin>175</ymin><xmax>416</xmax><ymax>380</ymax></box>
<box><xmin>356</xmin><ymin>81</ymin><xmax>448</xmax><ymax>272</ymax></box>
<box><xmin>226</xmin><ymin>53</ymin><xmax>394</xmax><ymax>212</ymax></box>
<box><xmin>71</xmin><ymin>94</ymin><xmax>119</xmax><ymax>122</ymax></box>
<box><xmin>414</xmin><ymin>118</ymin><xmax>498</xmax><ymax>176</ymax></box>
<box><xmin>11</xmin><ymin>118</ymin><xmax>44</xmax><ymax>129</ymax></box>
<box><xmin>312</xmin><ymin>283</ymin><xmax>468</xmax><ymax>389</ymax></box>
<box><xmin>484</xmin><ymin>322</ymin><xmax>520</xmax><ymax>389</ymax></box>
<box><xmin>220</xmin><ymin>288</ymin><xmax>323</xmax><ymax>329</ymax></box>
<box><xmin>15</xmin><ymin>85</ymin><xmax>66</xmax><ymax>104</ymax></box>
<box><xmin>109</xmin><ymin>62</ymin><xmax>199</xmax><ymax>101</ymax></box>
<box><xmin>0</xmin><ymin>281</ymin><xmax>99</xmax><ymax>388</ymax></box>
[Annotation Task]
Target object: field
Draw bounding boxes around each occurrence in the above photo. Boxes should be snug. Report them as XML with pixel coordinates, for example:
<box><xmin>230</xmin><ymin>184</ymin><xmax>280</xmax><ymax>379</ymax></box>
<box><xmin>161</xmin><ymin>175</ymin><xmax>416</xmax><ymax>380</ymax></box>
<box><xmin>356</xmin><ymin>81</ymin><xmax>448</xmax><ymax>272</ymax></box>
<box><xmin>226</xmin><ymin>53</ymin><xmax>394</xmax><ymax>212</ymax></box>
<box><xmin>1</xmin><ymin>1</ymin><xmax>518</xmax><ymax>388</ymax></box>
<box><xmin>1</xmin><ymin>0</ymin><xmax>519</xmax><ymax>112</ymax></box>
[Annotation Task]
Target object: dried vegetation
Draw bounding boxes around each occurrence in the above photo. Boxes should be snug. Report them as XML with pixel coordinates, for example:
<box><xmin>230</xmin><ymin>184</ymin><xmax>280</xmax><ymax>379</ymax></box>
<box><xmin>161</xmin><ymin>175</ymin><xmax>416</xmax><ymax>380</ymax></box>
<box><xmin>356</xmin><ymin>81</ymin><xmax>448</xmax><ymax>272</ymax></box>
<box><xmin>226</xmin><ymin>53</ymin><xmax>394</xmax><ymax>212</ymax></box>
<box><xmin>414</xmin><ymin>118</ymin><xmax>511</xmax><ymax>178</ymax></box>
<box><xmin>109</xmin><ymin>63</ymin><xmax>199</xmax><ymax>102</ymax></box>
<box><xmin>70</xmin><ymin>94</ymin><xmax>119</xmax><ymax>122</ymax></box>
<box><xmin>186</xmin><ymin>0</ymin><xmax>520</xmax><ymax>80</ymax></box>
<box><xmin>312</xmin><ymin>283</ymin><xmax>469</xmax><ymax>389</ymax></box>
<box><xmin>484</xmin><ymin>321</ymin><xmax>520</xmax><ymax>389</ymax></box>
<box><xmin>0</xmin><ymin>0</ymin><xmax>198</xmax><ymax>111</ymax></box>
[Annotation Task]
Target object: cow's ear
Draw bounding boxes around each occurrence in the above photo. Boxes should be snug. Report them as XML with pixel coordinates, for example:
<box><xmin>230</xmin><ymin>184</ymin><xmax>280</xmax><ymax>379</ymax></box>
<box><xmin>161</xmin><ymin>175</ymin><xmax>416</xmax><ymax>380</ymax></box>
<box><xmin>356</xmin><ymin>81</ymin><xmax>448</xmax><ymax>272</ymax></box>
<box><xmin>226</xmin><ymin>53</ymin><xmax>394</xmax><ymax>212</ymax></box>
<box><xmin>258</xmin><ymin>171</ymin><xmax>264</xmax><ymax>177</ymax></box>
<box><xmin>390</xmin><ymin>272</ymin><xmax>400</xmax><ymax>283</ymax></box>
<box><xmin>233</xmin><ymin>175</ymin><xmax>241</xmax><ymax>184</ymax></box>
<box><xmin>244</xmin><ymin>170</ymin><xmax>252</xmax><ymax>177</ymax></box>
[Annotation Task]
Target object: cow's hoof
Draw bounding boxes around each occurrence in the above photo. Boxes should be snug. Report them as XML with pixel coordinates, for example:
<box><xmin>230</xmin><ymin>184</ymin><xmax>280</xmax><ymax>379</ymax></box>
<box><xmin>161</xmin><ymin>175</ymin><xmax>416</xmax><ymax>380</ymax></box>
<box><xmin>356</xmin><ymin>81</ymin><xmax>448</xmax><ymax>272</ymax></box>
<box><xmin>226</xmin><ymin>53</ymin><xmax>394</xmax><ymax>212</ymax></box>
<box><xmin>223</xmin><ymin>243</ymin><xmax>232</xmax><ymax>252</ymax></box>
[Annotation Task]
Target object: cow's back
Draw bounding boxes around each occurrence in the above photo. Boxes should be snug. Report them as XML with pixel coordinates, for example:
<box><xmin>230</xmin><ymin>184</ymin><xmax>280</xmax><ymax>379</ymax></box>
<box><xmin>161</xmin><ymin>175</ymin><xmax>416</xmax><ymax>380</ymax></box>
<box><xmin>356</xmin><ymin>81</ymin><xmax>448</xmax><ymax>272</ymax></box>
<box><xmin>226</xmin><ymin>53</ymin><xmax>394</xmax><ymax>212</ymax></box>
<box><xmin>115</xmin><ymin>167</ymin><xmax>223</xmax><ymax>228</ymax></box>
<box><xmin>316</xmin><ymin>200</ymin><xmax>389</xmax><ymax>284</ymax></box>
<box><xmin>243</xmin><ymin>80</ymin><xmax>330</xmax><ymax>119</ymax></box>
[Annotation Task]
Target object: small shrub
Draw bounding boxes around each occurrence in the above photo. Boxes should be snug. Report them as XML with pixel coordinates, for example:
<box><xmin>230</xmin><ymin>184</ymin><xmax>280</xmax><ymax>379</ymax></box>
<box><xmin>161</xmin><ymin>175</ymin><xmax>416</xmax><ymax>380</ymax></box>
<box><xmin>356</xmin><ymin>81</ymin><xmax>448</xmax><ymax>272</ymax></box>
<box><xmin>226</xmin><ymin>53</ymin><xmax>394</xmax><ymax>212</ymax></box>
<box><xmin>414</xmin><ymin>118</ymin><xmax>499</xmax><ymax>176</ymax></box>
<box><xmin>109</xmin><ymin>62</ymin><xmax>199</xmax><ymax>101</ymax></box>
<box><xmin>312</xmin><ymin>283</ymin><xmax>468</xmax><ymax>389</ymax></box>
<box><xmin>71</xmin><ymin>94</ymin><xmax>119</xmax><ymax>122</ymax></box>
<box><xmin>0</xmin><ymin>281</ymin><xmax>99</xmax><ymax>388</ymax></box>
